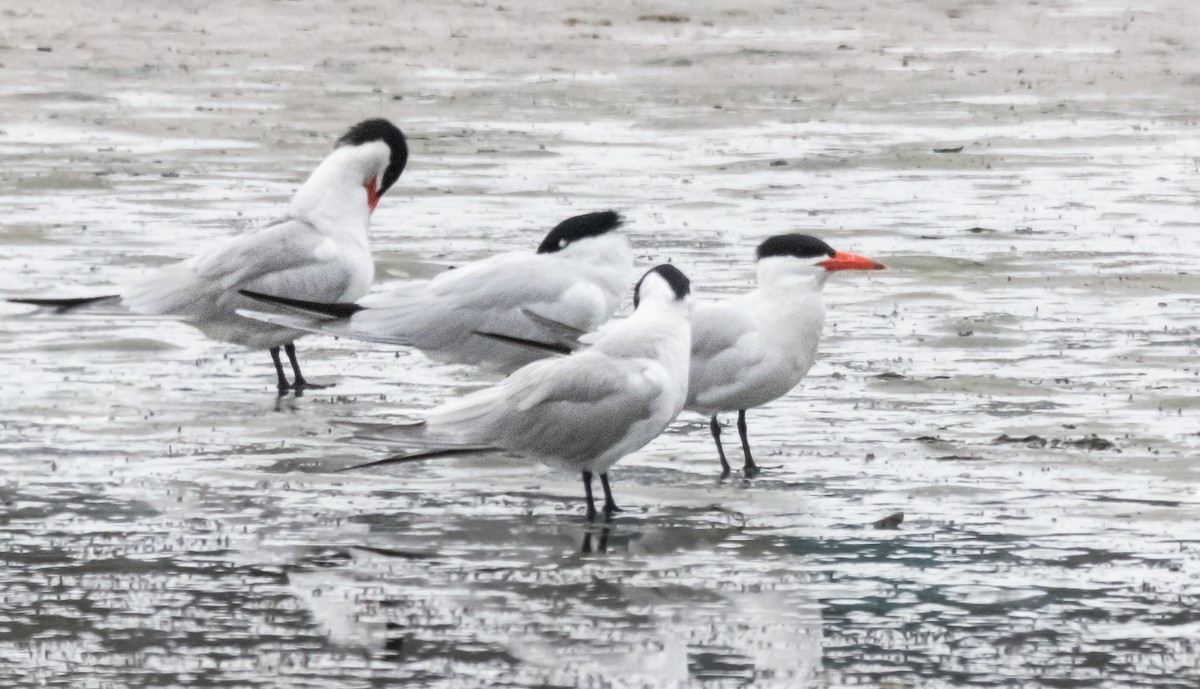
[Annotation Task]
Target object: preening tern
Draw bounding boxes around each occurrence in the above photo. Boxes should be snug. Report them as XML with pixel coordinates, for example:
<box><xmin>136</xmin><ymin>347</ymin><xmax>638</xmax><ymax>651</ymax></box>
<box><xmin>7</xmin><ymin>118</ymin><xmax>408</xmax><ymax>392</ymax></box>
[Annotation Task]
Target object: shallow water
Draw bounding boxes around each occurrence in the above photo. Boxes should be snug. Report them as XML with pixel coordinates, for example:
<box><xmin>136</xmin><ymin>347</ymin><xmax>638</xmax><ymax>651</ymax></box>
<box><xmin>2</xmin><ymin>0</ymin><xmax>1200</xmax><ymax>686</ymax></box>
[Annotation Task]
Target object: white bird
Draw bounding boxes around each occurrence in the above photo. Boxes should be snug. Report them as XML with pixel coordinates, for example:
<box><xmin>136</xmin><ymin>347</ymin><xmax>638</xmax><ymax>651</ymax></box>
<box><xmin>341</xmin><ymin>264</ymin><xmax>694</xmax><ymax>521</ymax></box>
<box><xmin>471</xmin><ymin>235</ymin><xmax>886</xmax><ymax>479</ymax></box>
<box><xmin>235</xmin><ymin>210</ymin><xmax>633</xmax><ymax>374</ymax></box>
<box><xmin>7</xmin><ymin>118</ymin><xmax>409</xmax><ymax>392</ymax></box>
<box><xmin>686</xmin><ymin>234</ymin><xmax>885</xmax><ymax>477</ymax></box>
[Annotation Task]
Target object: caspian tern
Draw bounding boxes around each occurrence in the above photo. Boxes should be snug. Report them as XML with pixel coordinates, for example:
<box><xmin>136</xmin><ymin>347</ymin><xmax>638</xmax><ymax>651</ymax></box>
<box><xmin>340</xmin><ymin>264</ymin><xmax>693</xmax><ymax>521</ymax></box>
<box><xmin>470</xmin><ymin>234</ymin><xmax>886</xmax><ymax>479</ymax></box>
<box><xmin>687</xmin><ymin>234</ymin><xmax>885</xmax><ymax>477</ymax></box>
<box><xmin>7</xmin><ymin>118</ymin><xmax>408</xmax><ymax>393</ymax></box>
<box><xmin>235</xmin><ymin>210</ymin><xmax>633</xmax><ymax>374</ymax></box>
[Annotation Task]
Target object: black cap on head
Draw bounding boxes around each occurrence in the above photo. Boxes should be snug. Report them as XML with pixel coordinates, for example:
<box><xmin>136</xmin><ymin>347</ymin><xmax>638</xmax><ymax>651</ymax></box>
<box><xmin>536</xmin><ymin>210</ymin><xmax>624</xmax><ymax>254</ymax></box>
<box><xmin>633</xmin><ymin>264</ymin><xmax>691</xmax><ymax>309</ymax></box>
<box><xmin>336</xmin><ymin>118</ymin><xmax>409</xmax><ymax>196</ymax></box>
<box><xmin>756</xmin><ymin>234</ymin><xmax>836</xmax><ymax>261</ymax></box>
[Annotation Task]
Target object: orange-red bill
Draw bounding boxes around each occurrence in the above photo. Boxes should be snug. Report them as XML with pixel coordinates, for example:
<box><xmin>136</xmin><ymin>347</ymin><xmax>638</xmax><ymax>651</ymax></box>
<box><xmin>818</xmin><ymin>251</ymin><xmax>886</xmax><ymax>272</ymax></box>
<box><xmin>365</xmin><ymin>179</ymin><xmax>380</xmax><ymax>211</ymax></box>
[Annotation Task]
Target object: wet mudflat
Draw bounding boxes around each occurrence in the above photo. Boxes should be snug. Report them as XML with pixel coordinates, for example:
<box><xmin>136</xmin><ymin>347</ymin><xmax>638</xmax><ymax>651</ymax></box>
<box><xmin>2</xmin><ymin>0</ymin><xmax>1200</xmax><ymax>686</ymax></box>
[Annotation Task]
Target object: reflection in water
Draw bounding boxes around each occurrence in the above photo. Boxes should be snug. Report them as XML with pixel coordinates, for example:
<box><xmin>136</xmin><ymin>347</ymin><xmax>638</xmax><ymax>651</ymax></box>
<box><xmin>0</xmin><ymin>464</ymin><xmax>1197</xmax><ymax>685</ymax></box>
<box><xmin>580</xmin><ymin>523</ymin><xmax>611</xmax><ymax>554</ymax></box>
<box><xmin>272</xmin><ymin>519</ymin><xmax>824</xmax><ymax>685</ymax></box>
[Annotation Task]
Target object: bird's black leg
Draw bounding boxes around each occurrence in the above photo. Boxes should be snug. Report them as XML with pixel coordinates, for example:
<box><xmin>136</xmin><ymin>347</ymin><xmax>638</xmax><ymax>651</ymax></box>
<box><xmin>711</xmin><ymin>414</ymin><xmax>732</xmax><ymax>478</ymax></box>
<box><xmin>737</xmin><ymin>409</ymin><xmax>760</xmax><ymax>477</ymax></box>
<box><xmin>599</xmin><ymin>473</ymin><xmax>621</xmax><ymax>518</ymax></box>
<box><xmin>285</xmin><ymin>343</ymin><xmax>328</xmax><ymax>391</ymax></box>
<box><xmin>269</xmin><ymin>347</ymin><xmax>289</xmax><ymax>394</ymax></box>
<box><xmin>582</xmin><ymin>470</ymin><xmax>597</xmax><ymax>521</ymax></box>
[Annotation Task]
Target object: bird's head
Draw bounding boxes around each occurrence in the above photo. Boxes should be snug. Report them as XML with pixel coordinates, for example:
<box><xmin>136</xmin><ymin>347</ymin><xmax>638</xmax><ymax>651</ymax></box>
<box><xmin>633</xmin><ymin>264</ymin><xmax>691</xmax><ymax>310</ymax></box>
<box><xmin>536</xmin><ymin>210</ymin><xmax>625</xmax><ymax>254</ymax></box>
<box><xmin>755</xmin><ymin>234</ymin><xmax>885</xmax><ymax>287</ymax></box>
<box><xmin>334</xmin><ymin>118</ymin><xmax>408</xmax><ymax>212</ymax></box>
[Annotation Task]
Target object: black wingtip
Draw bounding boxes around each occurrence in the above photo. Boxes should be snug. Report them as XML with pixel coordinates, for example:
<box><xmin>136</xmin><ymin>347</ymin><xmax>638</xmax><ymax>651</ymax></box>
<box><xmin>338</xmin><ymin>447</ymin><xmax>498</xmax><ymax>472</ymax></box>
<box><xmin>472</xmin><ymin>330</ymin><xmax>575</xmax><ymax>356</ymax></box>
<box><xmin>238</xmin><ymin>290</ymin><xmax>365</xmax><ymax>319</ymax></box>
<box><xmin>520</xmin><ymin>308</ymin><xmax>587</xmax><ymax>339</ymax></box>
<box><xmin>7</xmin><ymin>295</ymin><xmax>121</xmax><ymax>313</ymax></box>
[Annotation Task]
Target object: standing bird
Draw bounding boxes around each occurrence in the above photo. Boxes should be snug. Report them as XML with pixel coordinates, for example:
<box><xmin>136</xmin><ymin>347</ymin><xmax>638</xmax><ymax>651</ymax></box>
<box><xmin>686</xmin><ymin>235</ymin><xmax>885</xmax><ymax>477</ymax></box>
<box><xmin>7</xmin><ymin>118</ymin><xmax>408</xmax><ymax>392</ymax></box>
<box><xmin>342</xmin><ymin>264</ymin><xmax>694</xmax><ymax>520</ymax></box>
<box><xmin>236</xmin><ymin>210</ymin><xmax>633</xmax><ymax>374</ymax></box>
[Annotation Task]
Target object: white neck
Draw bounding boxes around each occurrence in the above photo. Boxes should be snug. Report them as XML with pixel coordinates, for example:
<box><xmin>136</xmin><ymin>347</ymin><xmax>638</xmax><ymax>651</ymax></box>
<box><xmin>632</xmin><ymin>294</ymin><xmax>691</xmax><ymax>325</ymax></box>
<box><xmin>756</xmin><ymin>256</ymin><xmax>829</xmax><ymax>295</ymax></box>
<box><xmin>600</xmin><ymin>295</ymin><xmax>691</xmax><ymax>359</ymax></box>
<box><xmin>557</xmin><ymin>233</ymin><xmax>635</xmax><ymax>309</ymax></box>
<box><xmin>557</xmin><ymin>232</ymin><xmax>633</xmax><ymax>268</ymax></box>
<box><xmin>741</xmin><ymin>258</ymin><xmax>827</xmax><ymax>376</ymax></box>
<box><xmin>288</xmin><ymin>145</ymin><xmax>375</xmax><ymax>242</ymax></box>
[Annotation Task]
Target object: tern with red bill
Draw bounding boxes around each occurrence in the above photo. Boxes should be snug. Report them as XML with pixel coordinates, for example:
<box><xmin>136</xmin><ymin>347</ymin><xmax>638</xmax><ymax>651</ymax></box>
<box><xmin>687</xmin><ymin>234</ymin><xmax>886</xmax><ymax>477</ymax></box>
<box><xmin>466</xmin><ymin>234</ymin><xmax>886</xmax><ymax>478</ymax></box>
<box><xmin>6</xmin><ymin>118</ymin><xmax>408</xmax><ymax>393</ymax></box>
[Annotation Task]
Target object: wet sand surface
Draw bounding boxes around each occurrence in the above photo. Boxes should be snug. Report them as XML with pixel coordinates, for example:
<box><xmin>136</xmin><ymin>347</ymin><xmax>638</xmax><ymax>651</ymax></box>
<box><xmin>3</xmin><ymin>0</ymin><xmax>1200</xmax><ymax>686</ymax></box>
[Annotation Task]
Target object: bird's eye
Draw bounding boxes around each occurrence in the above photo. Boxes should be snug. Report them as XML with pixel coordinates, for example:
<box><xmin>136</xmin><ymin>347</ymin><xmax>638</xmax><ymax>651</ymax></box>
<box><xmin>559</xmin><ymin>239</ymin><xmax>568</xmax><ymax>248</ymax></box>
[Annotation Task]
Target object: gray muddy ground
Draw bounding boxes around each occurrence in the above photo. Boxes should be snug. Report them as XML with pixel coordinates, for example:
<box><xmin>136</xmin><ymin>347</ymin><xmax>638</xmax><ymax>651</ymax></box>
<box><xmin>2</xmin><ymin>0</ymin><xmax>1199</xmax><ymax>686</ymax></box>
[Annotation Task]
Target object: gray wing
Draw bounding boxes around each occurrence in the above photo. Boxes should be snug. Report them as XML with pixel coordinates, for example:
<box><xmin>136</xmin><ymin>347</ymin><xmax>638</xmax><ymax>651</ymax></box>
<box><xmin>427</xmin><ymin>350</ymin><xmax>661</xmax><ymax>468</ymax></box>
<box><xmin>123</xmin><ymin>217</ymin><xmax>367</xmax><ymax>320</ymax></box>
<box><xmin>687</xmin><ymin>299</ymin><xmax>767</xmax><ymax>409</ymax></box>
<box><xmin>358</xmin><ymin>254</ymin><xmax>608</xmax><ymax>337</ymax></box>
<box><xmin>343</xmin><ymin>253</ymin><xmax>613</xmax><ymax>368</ymax></box>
